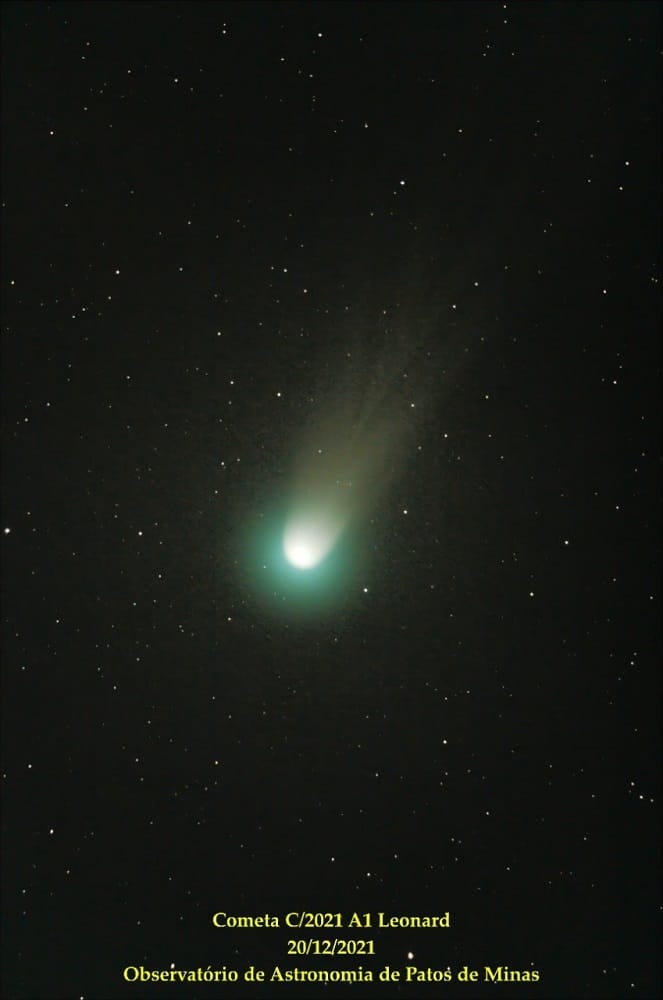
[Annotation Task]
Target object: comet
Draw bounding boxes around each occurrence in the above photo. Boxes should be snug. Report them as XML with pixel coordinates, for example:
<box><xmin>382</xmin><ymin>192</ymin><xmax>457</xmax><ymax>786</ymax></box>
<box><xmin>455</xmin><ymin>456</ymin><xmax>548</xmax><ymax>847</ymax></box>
<box><xmin>281</xmin><ymin>328</ymin><xmax>433</xmax><ymax>572</ymax></box>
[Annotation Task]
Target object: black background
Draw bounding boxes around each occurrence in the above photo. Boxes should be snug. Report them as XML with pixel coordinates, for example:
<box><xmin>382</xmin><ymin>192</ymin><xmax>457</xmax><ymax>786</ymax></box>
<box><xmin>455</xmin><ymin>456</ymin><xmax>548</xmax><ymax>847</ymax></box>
<box><xmin>2</xmin><ymin>2</ymin><xmax>660</xmax><ymax>998</ymax></box>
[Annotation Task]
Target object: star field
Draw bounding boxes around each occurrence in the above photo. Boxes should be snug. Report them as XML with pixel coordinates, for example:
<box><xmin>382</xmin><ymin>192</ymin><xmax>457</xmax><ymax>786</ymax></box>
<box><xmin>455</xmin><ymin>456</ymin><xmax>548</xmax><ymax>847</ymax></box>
<box><xmin>1</xmin><ymin>2</ymin><xmax>660</xmax><ymax>998</ymax></box>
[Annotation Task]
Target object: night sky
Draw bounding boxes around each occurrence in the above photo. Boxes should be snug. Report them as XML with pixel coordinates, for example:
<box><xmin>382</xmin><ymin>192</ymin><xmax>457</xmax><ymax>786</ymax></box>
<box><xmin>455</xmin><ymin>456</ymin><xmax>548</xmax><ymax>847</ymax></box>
<box><xmin>2</xmin><ymin>2</ymin><xmax>661</xmax><ymax>998</ymax></box>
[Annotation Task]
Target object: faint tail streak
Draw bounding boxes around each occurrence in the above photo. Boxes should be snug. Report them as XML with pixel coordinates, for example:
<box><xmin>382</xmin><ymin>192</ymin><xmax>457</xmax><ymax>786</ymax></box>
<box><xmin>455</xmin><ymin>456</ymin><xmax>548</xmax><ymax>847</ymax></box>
<box><xmin>282</xmin><ymin>332</ymin><xmax>433</xmax><ymax>569</ymax></box>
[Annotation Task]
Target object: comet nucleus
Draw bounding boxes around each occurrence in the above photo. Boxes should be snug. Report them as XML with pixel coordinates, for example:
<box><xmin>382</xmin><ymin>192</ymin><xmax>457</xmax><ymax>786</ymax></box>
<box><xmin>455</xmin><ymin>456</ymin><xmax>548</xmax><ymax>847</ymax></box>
<box><xmin>283</xmin><ymin>496</ymin><xmax>346</xmax><ymax>569</ymax></box>
<box><xmin>283</xmin><ymin>520</ymin><xmax>332</xmax><ymax>569</ymax></box>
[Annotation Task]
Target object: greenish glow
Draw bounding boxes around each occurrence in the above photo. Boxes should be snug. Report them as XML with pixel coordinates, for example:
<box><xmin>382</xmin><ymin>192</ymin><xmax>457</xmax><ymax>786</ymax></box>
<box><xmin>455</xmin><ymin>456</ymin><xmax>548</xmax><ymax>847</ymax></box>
<box><xmin>240</xmin><ymin>499</ymin><xmax>361</xmax><ymax>621</ymax></box>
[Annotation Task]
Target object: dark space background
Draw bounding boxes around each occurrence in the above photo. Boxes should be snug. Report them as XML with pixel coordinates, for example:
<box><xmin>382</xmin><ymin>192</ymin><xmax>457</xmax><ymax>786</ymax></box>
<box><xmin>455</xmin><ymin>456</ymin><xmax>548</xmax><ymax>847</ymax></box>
<box><xmin>1</xmin><ymin>2</ymin><xmax>660</xmax><ymax>998</ymax></box>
